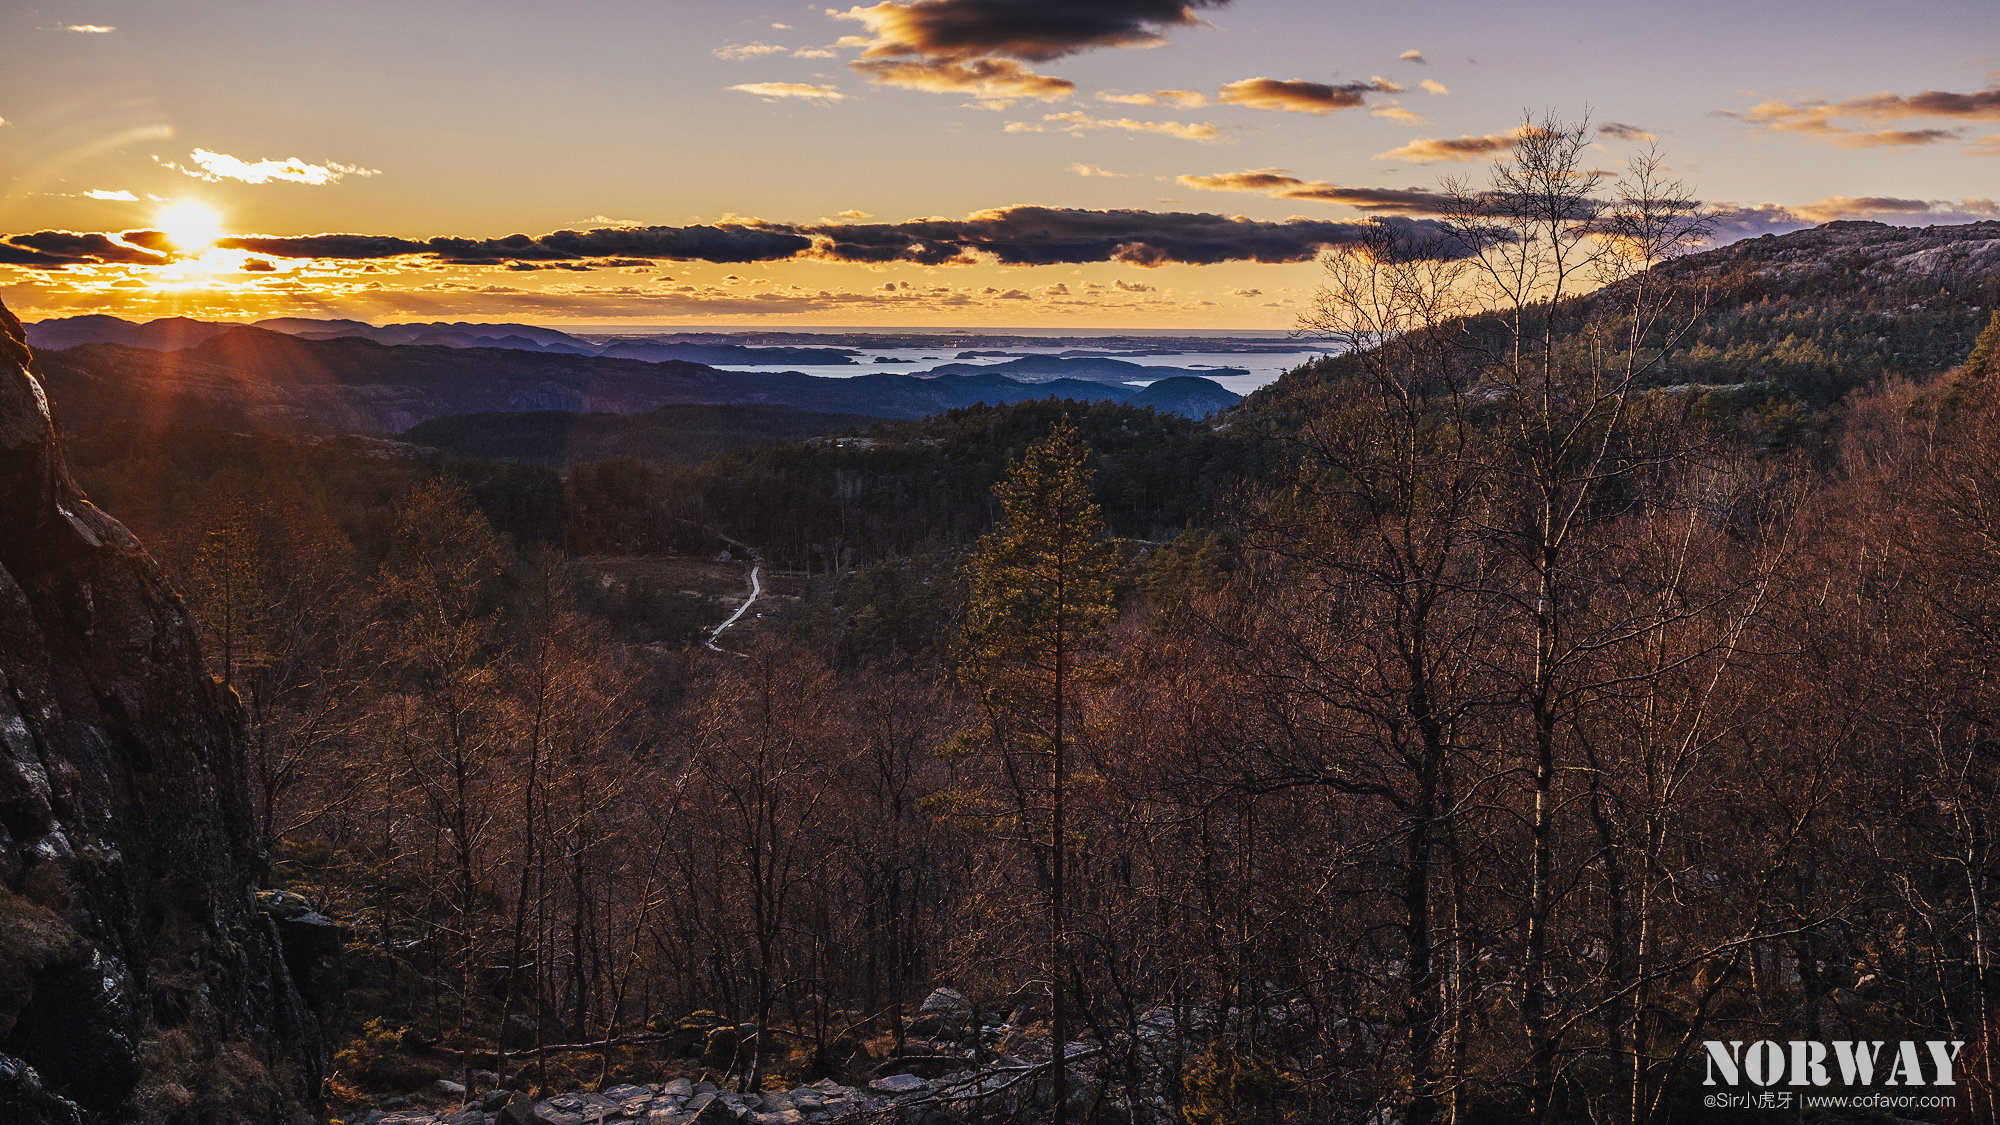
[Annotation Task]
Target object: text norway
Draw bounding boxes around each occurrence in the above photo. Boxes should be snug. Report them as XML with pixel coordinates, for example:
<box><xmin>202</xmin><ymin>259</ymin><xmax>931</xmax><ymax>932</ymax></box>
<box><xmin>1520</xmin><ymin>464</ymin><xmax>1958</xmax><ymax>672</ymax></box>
<box><xmin>1703</xmin><ymin>1041</ymin><xmax>1966</xmax><ymax>1086</ymax></box>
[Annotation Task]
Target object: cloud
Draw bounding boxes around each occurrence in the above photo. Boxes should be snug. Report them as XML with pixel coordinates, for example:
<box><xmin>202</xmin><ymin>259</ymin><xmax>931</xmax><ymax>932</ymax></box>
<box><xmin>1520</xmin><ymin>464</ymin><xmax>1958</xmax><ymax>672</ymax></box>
<box><xmin>1041</xmin><ymin>110</ymin><xmax>1222</xmax><ymax>140</ymax></box>
<box><xmin>851</xmin><ymin>57</ymin><xmax>1072</xmax><ymax>106</ymax></box>
<box><xmin>241</xmin><ymin>259</ymin><xmax>277</xmax><ymax>272</ymax></box>
<box><xmin>1370</xmin><ymin>104</ymin><xmax>1426</xmax><ymax>124</ymax></box>
<box><xmin>1114</xmin><ymin>279</ymin><xmax>1156</xmax><ymax>291</ymax></box>
<box><xmin>836</xmin><ymin>209</ymin><xmax>874</xmax><ymax>218</ymax></box>
<box><xmin>1004</xmin><ymin>121</ymin><xmax>1044</xmax><ymax>132</ymax></box>
<box><xmin>62</xmin><ymin>24</ymin><xmax>115</xmax><ymax>32</ymax></box>
<box><xmin>1599</xmin><ymin>121</ymin><xmax>1655</xmax><ymax>142</ymax></box>
<box><xmin>1072</xmin><ymin>163</ymin><xmax>1130</xmax><ymax>176</ymax></box>
<box><xmin>164</xmin><ymin>149</ymin><xmax>379</xmax><ymax>185</ymax></box>
<box><xmin>1726</xmin><ymin>86</ymin><xmax>2000</xmax><ymax>150</ymax></box>
<box><xmin>729</xmin><ymin>82</ymin><xmax>847</xmax><ymax>102</ymax></box>
<box><xmin>713</xmin><ymin>42</ymin><xmax>790</xmax><ymax>59</ymax></box>
<box><xmin>84</xmin><ymin>189</ymin><xmax>139</xmax><ymax>201</ymax></box>
<box><xmin>1216</xmin><ymin>76</ymin><xmax>1402</xmax><ymax>115</ymax></box>
<box><xmin>1176</xmin><ymin>168</ymin><xmax>1452</xmax><ymax>214</ymax></box>
<box><xmin>0</xmin><ymin>230</ymin><xmax>168</xmax><ymax>267</ymax></box>
<box><xmin>1399</xmin><ymin>49</ymin><xmax>1425</xmax><ymax>63</ymax></box>
<box><xmin>1706</xmin><ymin>196</ymin><xmax>2000</xmax><ymax>240</ymax></box>
<box><xmin>1098</xmin><ymin>89</ymin><xmax>1208</xmax><ymax>108</ymax></box>
<box><xmin>1375</xmin><ymin>131</ymin><xmax>1521</xmax><ymax>162</ymax></box>
<box><xmin>829</xmin><ymin>0</ymin><xmax>1231</xmax><ymax>63</ymax></box>
<box><xmin>793</xmin><ymin>47</ymin><xmax>838</xmax><ymax>57</ymax></box>
<box><xmin>8</xmin><ymin>206</ymin><xmax>1460</xmax><ymax>273</ymax></box>
<box><xmin>1228</xmin><ymin>287</ymin><xmax>1260</xmax><ymax>296</ymax></box>
<box><xmin>801</xmin><ymin>207</ymin><xmax>1429</xmax><ymax>266</ymax></box>
<box><xmin>1418</xmin><ymin>79</ymin><xmax>1449</xmax><ymax>96</ymax></box>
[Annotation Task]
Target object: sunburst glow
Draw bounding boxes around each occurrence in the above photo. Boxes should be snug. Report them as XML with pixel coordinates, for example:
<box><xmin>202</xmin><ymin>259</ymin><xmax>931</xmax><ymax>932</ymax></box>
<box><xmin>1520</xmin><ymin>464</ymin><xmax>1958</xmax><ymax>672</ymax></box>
<box><xmin>154</xmin><ymin>202</ymin><xmax>224</xmax><ymax>252</ymax></box>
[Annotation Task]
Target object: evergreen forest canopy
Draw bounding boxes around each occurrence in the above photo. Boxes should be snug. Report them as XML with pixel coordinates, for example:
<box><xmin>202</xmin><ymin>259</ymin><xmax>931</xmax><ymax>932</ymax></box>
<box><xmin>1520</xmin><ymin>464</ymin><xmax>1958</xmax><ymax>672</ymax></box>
<box><xmin>35</xmin><ymin>115</ymin><xmax>2000</xmax><ymax>1124</ymax></box>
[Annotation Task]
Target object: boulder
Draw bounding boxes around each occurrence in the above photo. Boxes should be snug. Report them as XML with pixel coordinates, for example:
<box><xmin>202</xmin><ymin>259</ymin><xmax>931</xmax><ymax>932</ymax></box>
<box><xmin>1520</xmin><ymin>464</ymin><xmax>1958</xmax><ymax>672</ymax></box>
<box><xmin>919</xmin><ymin>988</ymin><xmax>970</xmax><ymax>1016</ymax></box>
<box><xmin>870</xmin><ymin>1073</ymin><xmax>930</xmax><ymax>1095</ymax></box>
<box><xmin>500</xmin><ymin>1012</ymin><xmax>540</xmax><ymax>1049</ymax></box>
<box><xmin>496</xmin><ymin>1091</ymin><xmax>537</xmax><ymax>1125</ymax></box>
<box><xmin>685</xmin><ymin>1092</ymin><xmax>737</xmax><ymax>1125</ymax></box>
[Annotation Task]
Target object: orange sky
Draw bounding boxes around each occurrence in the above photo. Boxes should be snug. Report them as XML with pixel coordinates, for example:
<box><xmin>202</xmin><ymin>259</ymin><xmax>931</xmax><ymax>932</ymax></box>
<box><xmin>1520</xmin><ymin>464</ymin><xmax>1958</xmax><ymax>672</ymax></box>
<box><xmin>3</xmin><ymin>0</ymin><xmax>1995</xmax><ymax>327</ymax></box>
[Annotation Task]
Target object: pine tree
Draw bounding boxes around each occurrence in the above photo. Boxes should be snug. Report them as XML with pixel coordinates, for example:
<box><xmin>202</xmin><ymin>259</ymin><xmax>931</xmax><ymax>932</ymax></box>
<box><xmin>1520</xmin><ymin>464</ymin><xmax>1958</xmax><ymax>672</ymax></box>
<box><xmin>963</xmin><ymin>417</ymin><xmax>1119</xmax><ymax>1125</ymax></box>
<box><xmin>1967</xmin><ymin>309</ymin><xmax>2000</xmax><ymax>380</ymax></box>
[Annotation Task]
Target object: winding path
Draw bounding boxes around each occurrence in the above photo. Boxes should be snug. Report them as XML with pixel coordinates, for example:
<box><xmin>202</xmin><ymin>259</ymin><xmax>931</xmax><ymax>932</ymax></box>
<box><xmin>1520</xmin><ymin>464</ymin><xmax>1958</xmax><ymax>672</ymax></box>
<box><xmin>704</xmin><ymin>546</ymin><xmax>763</xmax><ymax>655</ymax></box>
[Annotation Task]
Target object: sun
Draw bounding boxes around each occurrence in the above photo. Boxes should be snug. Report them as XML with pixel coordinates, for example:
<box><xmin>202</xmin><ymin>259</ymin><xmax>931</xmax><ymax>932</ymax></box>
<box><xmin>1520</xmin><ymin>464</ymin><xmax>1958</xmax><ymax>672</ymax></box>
<box><xmin>154</xmin><ymin>202</ymin><xmax>224</xmax><ymax>252</ymax></box>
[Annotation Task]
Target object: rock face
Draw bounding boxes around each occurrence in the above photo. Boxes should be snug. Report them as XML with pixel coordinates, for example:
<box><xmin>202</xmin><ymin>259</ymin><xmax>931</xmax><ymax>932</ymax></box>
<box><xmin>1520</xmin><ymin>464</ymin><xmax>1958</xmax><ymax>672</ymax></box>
<box><xmin>0</xmin><ymin>299</ymin><xmax>334</xmax><ymax>1123</ymax></box>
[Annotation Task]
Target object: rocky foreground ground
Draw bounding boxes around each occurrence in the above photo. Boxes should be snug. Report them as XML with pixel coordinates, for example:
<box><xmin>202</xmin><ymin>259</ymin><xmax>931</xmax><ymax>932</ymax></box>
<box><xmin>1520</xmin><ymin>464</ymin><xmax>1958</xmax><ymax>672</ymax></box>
<box><xmin>354</xmin><ymin>1069</ymin><xmax>1044</xmax><ymax>1125</ymax></box>
<box><xmin>348</xmin><ymin>993</ymin><xmax>1196</xmax><ymax>1125</ymax></box>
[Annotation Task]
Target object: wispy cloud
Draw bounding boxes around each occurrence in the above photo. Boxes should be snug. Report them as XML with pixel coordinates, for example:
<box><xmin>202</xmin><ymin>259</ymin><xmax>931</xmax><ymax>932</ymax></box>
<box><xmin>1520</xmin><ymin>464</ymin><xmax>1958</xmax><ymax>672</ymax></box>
<box><xmin>161</xmin><ymin>149</ymin><xmax>379</xmax><ymax>185</ymax></box>
<box><xmin>729</xmin><ymin>82</ymin><xmax>847</xmax><ymax>102</ymax></box>
<box><xmin>1216</xmin><ymin>76</ymin><xmax>1402</xmax><ymax>115</ymax></box>
<box><xmin>1724</xmin><ymin>85</ymin><xmax>2000</xmax><ymax>150</ymax></box>
<box><xmin>713</xmin><ymin>42</ymin><xmax>790</xmax><ymax>60</ymax></box>
<box><xmin>1419</xmin><ymin>79</ymin><xmax>1449</xmax><ymax>96</ymax></box>
<box><xmin>1071</xmin><ymin>163</ymin><xmax>1131</xmax><ymax>176</ymax></box>
<box><xmin>1399</xmin><ymin>49</ymin><xmax>1425</xmax><ymax>64</ymax></box>
<box><xmin>1097</xmin><ymin>89</ymin><xmax>1208</xmax><ymax>108</ymax></box>
<box><xmin>1375</xmin><ymin>130</ymin><xmax>1521</xmax><ymax>163</ymax></box>
<box><xmin>1177</xmin><ymin>167</ymin><xmax>1452</xmax><ymax>214</ymax></box>
<box><xmin>61</xmin><ymin>24</ymin><xmax>116</xmax><ymax>33</ymax></box>
<box><xmin>84</xmin><ymin>189</ymin><xmax>138</xmax><ymax>201</ymax></box>
<box><xmin>1040</xmin><ymin>111</ymin><xmax>1223</xmax><ymax>141</ymax></box>
<box><xmin>851</xmin><ymin>57</ymin><xmax>1071</xmax><ymax>107</ymax></box>
<box><xmin>1599</xmin><ymin>121</ymin><xmax>1655</xmax><ymax>142</ymax></box>
<box><xmin>1371</xmin><ymin>104</ymin><xmax>1426</xmax><ymax>124</ymax></box>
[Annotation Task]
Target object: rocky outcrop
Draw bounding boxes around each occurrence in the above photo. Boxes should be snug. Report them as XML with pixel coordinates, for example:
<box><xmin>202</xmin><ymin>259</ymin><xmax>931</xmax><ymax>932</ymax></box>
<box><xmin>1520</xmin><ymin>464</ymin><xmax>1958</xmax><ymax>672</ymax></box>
<box><xmin>0</xmin><ymin>299</ymin><xmax>335</xmax><ymax>1123</ymax></box>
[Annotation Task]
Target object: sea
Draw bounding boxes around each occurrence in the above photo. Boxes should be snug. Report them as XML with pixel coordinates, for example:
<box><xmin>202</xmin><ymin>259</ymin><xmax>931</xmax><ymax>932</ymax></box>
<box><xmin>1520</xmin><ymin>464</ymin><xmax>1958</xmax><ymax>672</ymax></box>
<box><xmin>567</xmin><ymin>326</ymin><xmax>1333</xmax><ymax>396</ymax></box>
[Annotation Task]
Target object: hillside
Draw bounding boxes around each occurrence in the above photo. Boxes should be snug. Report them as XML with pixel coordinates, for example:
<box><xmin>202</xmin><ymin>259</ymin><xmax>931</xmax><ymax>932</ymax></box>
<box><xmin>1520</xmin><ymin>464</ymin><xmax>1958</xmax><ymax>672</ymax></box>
<box><xmin>32</xmin><ymin>327</ymin><xmax>1238</xmax><ymax>432</ymax></box>
<box><xmin>1245</xmin><ymin>219</ymin><xmax>2000</xmax><ymax>426</ymax></box>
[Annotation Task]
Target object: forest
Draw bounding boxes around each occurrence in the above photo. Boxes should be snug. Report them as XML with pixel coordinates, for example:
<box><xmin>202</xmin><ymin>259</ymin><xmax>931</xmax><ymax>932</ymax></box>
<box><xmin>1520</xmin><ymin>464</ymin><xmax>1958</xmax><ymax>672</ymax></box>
<box><xmin>51</xmin><ymin>121</ymin><xmax>2000</xmax><ymax>1125</ymax></box>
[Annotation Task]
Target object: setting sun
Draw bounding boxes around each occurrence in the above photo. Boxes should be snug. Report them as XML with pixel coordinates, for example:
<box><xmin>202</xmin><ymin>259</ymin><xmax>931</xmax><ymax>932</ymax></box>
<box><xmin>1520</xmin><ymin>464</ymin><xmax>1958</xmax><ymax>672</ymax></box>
<box><xmin>154</xmin><ymin>202</ymin><xmax>223</xmax><ymax>252</ymax></box>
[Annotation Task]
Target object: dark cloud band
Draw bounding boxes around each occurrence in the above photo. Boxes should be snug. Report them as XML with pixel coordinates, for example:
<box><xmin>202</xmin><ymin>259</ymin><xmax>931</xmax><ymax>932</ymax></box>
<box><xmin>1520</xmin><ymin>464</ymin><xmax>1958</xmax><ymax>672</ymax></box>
<box><xmin>4</xmin><ymin>208</ymin><xmax>1453</xmax><ymax>270</ymax></box>
<box><xmin>839</xmin><ymin>0</ymin><xmax>1231</xmax><ymax>63</ymax></box>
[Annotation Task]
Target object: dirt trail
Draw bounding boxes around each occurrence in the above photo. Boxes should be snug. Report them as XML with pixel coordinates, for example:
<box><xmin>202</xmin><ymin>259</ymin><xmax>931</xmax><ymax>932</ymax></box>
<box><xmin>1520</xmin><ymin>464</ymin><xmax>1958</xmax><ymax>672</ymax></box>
<box><xmin>704</xmin><ymin>541</ymin><xmax>763</xmax><ymax>654</ymax></box>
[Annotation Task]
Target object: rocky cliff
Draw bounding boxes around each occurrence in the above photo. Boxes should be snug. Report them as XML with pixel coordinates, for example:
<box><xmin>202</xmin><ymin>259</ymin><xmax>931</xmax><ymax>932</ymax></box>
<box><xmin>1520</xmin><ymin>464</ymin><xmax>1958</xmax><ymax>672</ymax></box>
<box><xmin>0</xmin><ymin>298</ymin><xmax>337</xmax><ymax>1124</ymax></box>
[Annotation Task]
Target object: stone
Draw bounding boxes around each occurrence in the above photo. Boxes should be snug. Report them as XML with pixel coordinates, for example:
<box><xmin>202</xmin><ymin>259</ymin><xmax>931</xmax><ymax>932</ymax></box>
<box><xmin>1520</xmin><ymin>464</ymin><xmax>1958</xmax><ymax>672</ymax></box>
<box><xmin>663</xmin><ymin>1078</ymin><xmax>694</xmax><ymax>1099</ymax></box>
<box><xmin>496</xmin><ymin>1092</ymin><xmax>537</xmax><ymax>1125</ymax></box>
<box><xmin>433</xmin><ymin>1079</ymin><xmax>469</xmax><ymax>1097</ymax></box>
<box><xmin>683</xmin><ymin>1093</ymin><xmax>736</xmax><ymax>1125</ymax></box>
<box><xmin>869</xmin><ymin>1074</ymin><xmax>929</xmax><ymax>1095</ymax></box>
<box><xmin>604</xmin><ymin>1084</ymin><xmax>655</xmax><ymax>1101</ymax></box>
<box><xmin>482</xmin><ymin>1088</ymin><xmax>515</xmax><ymax>1112</ymax></box>
<box><xmin>918</xmin><ymin>988</ymin><xmax>969</xmax><ymax>1015</ymax></box>
<box><xmin>500</xmin><ymin>1012</ymin><xmax>540</xmax><ymax>1049</ymax></box>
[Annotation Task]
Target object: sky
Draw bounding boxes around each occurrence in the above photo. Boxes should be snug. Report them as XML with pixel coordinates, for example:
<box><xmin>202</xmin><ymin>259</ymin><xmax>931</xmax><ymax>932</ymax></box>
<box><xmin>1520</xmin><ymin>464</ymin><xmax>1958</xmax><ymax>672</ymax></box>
<box><xmin>0</xmin><ymin>0</ymin><xmax>1995</xmax><ymax>329</ymax></box>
